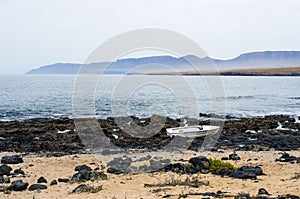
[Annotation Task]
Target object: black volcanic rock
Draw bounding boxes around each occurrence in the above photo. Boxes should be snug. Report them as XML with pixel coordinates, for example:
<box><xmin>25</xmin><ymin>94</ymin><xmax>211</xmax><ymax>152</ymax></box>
<box><xmin>14</xmin><ymin>168</ymin><xmax>25</xmax><ymax>175</ymax></box>
<box><xmin>1</xmin><ymin>156</ymin><xmax>23</xmax><ymax>164</ymax></box>
<box><xmin>229</xmin><ymin>170</ymin><xmax>257</xmax><ymax>180</ymax></box>
<box><xmin>188</xmin><ymin>156</ymin><xmax>210</xmax><ymax>174</ymax></box>
<box><xmin>0</xmin><ymin>164</ymin><xmax>12</xmax><ymax>176</ymax></box>
<box><xmin>0</xmin><ymin>115</ymin><xmax>299</xmax><ymax>154</ymax></box>
<box><xmin>28</xmin><ymin>184</ymin><xmax>47</xmax><ymax>191</ymax></box>
<box><xmin>11</xmin><ymin>180</ymin><xmax>28</xmax><ymax>191</ymax></box>
<box><xmin>229</xmin><ymin>153</ymin><xmax>241</xmax><ymax>160</ymax></box>
<box><xmin>50</xmin><ymin>180</ymin><xmax>58</xmax><ymax>186</ymax></box>
<box><xmin>258</xmin><ymin>188</ymin><xmax>270</xmax><ymax>195</ymax></box>
<box><xmin>37</xmin><ymin>176</ymin><xmax>47</xmax><ymax>183</ymax></box>
<box><xmin>276</xmin><ymin>153</ymin><xmax>298</xmax><ymax>163</ymax></box>
<box><xmin>58</xmin><ymin>178</ymin><xmax>69</xmax><ymax>183</ymax></box>
<box><xmin>229</xmin><ymin>166</ymin><xmax>264</xmax><ymax>180</ymax></box>
<box><xmin>75</xmin><ymin>165</ymin><xmax>92</xmax><ymax>172</ymax></box>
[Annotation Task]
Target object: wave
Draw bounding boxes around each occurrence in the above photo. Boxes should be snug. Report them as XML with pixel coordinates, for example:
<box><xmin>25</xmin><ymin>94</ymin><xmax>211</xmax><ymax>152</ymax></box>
<box><xmin>226</xmin><ymin>95</ymin><xmax>255</xmax><ymax>100</ymax></box>
<box><xmin>287</xmin><ymin>97</ymin><xmax>300</xmax><ymax>99</ymax></box>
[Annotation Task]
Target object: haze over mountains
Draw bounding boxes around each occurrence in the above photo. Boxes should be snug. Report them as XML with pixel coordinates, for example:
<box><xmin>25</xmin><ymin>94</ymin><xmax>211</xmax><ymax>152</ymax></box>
<box><xmin>26</xmin><ymin>51</ymin><xmax>300</xmax><ymax>75</ymax></box>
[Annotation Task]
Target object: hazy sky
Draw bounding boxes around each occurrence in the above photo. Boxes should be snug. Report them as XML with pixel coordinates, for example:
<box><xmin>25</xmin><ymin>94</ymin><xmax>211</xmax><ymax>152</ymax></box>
<box><xmin>0</xmin><ymin>0</ymin><xmax>299</xmax><ymax>74</ymax></box>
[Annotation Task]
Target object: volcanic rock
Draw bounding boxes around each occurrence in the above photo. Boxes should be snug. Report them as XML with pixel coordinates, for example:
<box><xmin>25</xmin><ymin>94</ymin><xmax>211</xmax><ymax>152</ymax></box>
<box><xmin>10</xmin><ymin>180</ymin><xmax>28</xmax><ymax>191</ymax></box>
<box><xmin>75</xmin><ymin>165</ymin><xmax>92</xmax><ymax>172</ymax></box>
<box><xmin>28</xmin><ymin>184</ymin><xmax>47</xmax><ymax>191</ymax></box>
<box><xmin>258</xmin><ymin>188</ymin><xmax>270</xmax><ymax>195</ymax></box>
<box><xmin>0</xmin><ymin>164</ymin><xmax>12</xmax><ymax>176</ymax></box>
<box><xmin>50</xmin><ymin>180</ymin><xmax>58</xmax><ymax>186</ymax></box>
<box><xmin>188</xmin><ymin>156</ymin><xmax>210</xmax><ymax>174</ymax></box>
<box><xmin>1</xmin><ymin>156</ymin><xmax>23</xmax><ymax>164</ymax></box>
<box><xmin>229</xmin><ymin>153</ymin><xmax>241</xmax><ymax>160</ymax></box>
<box><xmin>58</xmin><ymin>178</ymin><xmax>69</xmax><ymax>183</ymax></box>
<box><xmin>276</xmin><ymin>153</ymin><xmax>298</xmax><ymax>163</ymax></box>
<box><xmin>14</xmin><ymin>168</ymin><xmax>25</xmax><ymax>175</ymax></box>
<box><xmin>37</xmin><ymin>176</ymin><xmax>47</xmax><ymax>183</ymax></box>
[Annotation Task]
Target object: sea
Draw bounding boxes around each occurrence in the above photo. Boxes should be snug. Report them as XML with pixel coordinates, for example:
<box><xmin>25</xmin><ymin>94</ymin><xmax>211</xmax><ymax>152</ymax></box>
<box><xmin>0</xmin><ymin>75</ymin><xmax>300</xmax><ymax>121</ymax></box>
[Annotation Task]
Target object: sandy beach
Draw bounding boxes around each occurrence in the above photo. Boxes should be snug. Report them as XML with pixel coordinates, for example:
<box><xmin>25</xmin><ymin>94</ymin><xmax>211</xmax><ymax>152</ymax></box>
<box><xmin>0</xmin><ymin>150</ymin><xmax>299</xmax><ymax>199</ymax></box>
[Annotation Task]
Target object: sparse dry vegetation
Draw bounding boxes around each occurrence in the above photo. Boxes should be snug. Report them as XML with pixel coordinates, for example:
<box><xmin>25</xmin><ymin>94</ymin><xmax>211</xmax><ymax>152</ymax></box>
<box><xmin>144</xmin><ymin>174</ymin><xmax>209</xmax><ymax>188</ymax></box>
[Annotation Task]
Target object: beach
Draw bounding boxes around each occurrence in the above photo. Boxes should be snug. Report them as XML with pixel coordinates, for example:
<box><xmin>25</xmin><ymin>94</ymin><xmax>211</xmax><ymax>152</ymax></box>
<box><xmin>0</xmin><ymin>115</ymin><xmax>299</xmax><ymax>198</ymax></box>
<box><xmin>0</xmin><ymin>151</ymin><xmax>299</xmax><ymax>198</ymax></box>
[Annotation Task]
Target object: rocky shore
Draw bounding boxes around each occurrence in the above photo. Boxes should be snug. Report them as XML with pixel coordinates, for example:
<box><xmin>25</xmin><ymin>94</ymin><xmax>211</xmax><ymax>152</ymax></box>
<box><xmin>0</xmin><ymin>114</ymin><xmax>299</xmax><ymax>155</ymax></box>
<box><xmin>0</xmin><ymin>114</ymin><xmax>299</xmax><ymax>198</ymax></box>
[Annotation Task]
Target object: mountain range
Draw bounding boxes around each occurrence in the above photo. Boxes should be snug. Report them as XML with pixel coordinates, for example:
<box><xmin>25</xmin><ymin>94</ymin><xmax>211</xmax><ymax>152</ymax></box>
<box><xmin>26</xmin><ymin>51</ymin><xmax>300</xmax><ymax>75</ymax></box>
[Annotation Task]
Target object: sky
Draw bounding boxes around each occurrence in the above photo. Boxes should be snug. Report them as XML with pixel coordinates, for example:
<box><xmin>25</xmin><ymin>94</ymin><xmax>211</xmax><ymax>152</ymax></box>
<box><xmin>0</xmin><ymin>0</ymin><xmax>299</xmax><ymax>74</ymax></box>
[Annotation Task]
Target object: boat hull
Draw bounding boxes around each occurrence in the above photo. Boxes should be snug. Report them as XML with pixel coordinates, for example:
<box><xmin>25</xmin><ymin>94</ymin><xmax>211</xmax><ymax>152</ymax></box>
<box><xmin>166</xmin><ymin>125</ymin><xmax>219</xmax><ymax>138</ymax></box>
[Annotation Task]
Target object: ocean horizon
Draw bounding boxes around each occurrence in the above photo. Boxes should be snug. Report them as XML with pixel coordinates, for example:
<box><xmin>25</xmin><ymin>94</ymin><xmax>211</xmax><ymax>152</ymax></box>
<box><xmin>0</xmin><ymin>74</ymin><xmax>299</xmax><ymax>121</ymax></box>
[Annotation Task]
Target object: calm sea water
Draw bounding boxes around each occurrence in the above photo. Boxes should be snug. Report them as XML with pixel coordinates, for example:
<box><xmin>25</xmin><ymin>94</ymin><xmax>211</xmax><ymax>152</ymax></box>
<box><xmin>0</xmin><ymin>75</ymin><xmax>299</xmax><ymax>121</ymax></box>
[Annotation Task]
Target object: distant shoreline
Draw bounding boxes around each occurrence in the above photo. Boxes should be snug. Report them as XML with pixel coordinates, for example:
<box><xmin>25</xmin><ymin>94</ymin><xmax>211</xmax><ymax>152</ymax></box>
<box><xmin>23</xmin><ymin>66</ymin><xmax>300</xmax><ymax>76</ymax></box>
<box><xmin>138</xmin><ymin>66</ymin><xmax>300</xmax><ymax>76</ymax></box>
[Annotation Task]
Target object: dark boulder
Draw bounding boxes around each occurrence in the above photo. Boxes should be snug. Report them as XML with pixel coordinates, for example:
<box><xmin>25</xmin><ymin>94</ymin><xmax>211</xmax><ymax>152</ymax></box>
<box><xmin>74</xmin><ymin>165</ymin><xmax>92</xmax><ymax>172</ymax></box>
<box><xmin>161</xmin><ymin>163</ymin><xmax>186</xmax><ymax>173</ymax></box>
<box><xmin>37</xmin><ymin>176</ymin><xmax>47</xmax><ymax>183</ymax></box>
<box><xmin>28</xmin><ymin>184</ymin><xmax>47</xmax><ymax>191</ymax></box>
<box><xmin>239</xmin><ymin>166</ymin><xmax>264</xmax><ymax>175</ymax></box>
<box><xmin>188</xmin><ymin>156</ymin><xmax>210</xmax><ymax>174</ymax></box>
<box><xmin>72</xmin><ymin>168</ymin><xmax>107</xmax><ymax>182</ymax></box>
<box><xmin>14</xmin><ymin>168</ymin><xmax>25</xmax><ymax>175</ymax></box>
<box><xmin>71</xmin><ymin>169</ymin><xmax>91</xmax><ymax>182</ymax></box>
<box><xmin>107</xmin><ymin>167</ymin><xmax>125</xmax><ymax>175</ymax></box>
<box><xmin>258</xmin><ymin>188</ymin><xmax>270</xmax><ymax>195</ymax></box>
<box><xmin>50</xmin><ymin>180</ymin><xmax>57</xmax><ymax>186</ymax></box>
<box><xmin>221</xmin><ymin>157</ymin><xmax>229</xmax><ymax>161</ymax></box>
<box><xmin>58</xmin><ymin>178</ymin><xmax>69</xmax><ymax>183</ymax></box>
<box><xmin>11</xmin><ymin>180</ymin><xmax>29</xmax><ymax>191</ymax></box>
<box><xmin>276</xmin><ymin>153</ymin><xmax>298</xmax><ymax>163</ymax></box>
<box><xmin>229</xmin><ymin>170</ymin><xmax>257</xmax><ymax>180</ymax></box>
<box><xmin>1</xmin><ymin>156</ymin><xmax>23</xmax><ymax>164</ymax></box>
<box><xmin>229</xmin><ymin>153</ymin><xmax>241</xmax><ymax>160</ymax></box>
<box><xmin>230</xmin><ymin>165</ymin><xmax>264</xmax><ymax>179</ymax></box>
<box><xmin>0</xmin><ymin>164</ymin><xmax>12</xmax><ymax>176</ymax></box>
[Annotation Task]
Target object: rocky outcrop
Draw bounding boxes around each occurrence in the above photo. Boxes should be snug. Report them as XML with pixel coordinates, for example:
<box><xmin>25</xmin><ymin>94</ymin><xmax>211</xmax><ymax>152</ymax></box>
<box><xmin>0</xmin><ymin>115</ymin><xmax>299</xmax><ymax>154</ymax></box>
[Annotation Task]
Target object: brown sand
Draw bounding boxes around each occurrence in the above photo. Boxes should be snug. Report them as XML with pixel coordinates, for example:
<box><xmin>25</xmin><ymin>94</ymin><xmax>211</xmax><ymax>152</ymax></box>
<box><xmin>1</xmin><ymin>150</ymin><xmax>299</xmax><ymax>199</ymax></box>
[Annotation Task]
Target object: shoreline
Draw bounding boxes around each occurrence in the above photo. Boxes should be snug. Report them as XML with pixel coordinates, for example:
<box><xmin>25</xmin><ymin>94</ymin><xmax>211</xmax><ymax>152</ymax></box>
<box><xmin>0</xmin><ymin>114</ymin><xmax>299</xmax><ymax>155</ymax></box>
<box><xmin>0</xmin><ymin>114</ymin><xmax>299</xmax><ymax>198</ymax></box>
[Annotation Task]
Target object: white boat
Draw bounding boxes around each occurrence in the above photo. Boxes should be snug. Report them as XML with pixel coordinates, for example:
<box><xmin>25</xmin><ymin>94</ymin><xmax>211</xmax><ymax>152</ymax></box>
<box><xmin>166</xmin><ymin>125</ymin><xmax>219</xmax><ymax>138</ymax></box>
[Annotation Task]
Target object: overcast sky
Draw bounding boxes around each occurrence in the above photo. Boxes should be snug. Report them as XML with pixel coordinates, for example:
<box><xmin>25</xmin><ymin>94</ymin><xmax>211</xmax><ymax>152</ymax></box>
<box><xmin>0</xmin><ymin>0</ymin><xmax>299</xmax><ymax>74</ymax></box>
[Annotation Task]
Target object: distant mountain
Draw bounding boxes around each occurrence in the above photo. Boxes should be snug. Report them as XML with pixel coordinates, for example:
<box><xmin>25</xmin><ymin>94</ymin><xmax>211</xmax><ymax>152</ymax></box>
<box><xmin>26</xmin><ymin>51</ymin><xmax>300</xmax><ymax>75</ymax></box>
<box><xmin>215</xmin><ymin>51</ymin><xmax>300</xmax><ymax>69</ymax></box>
